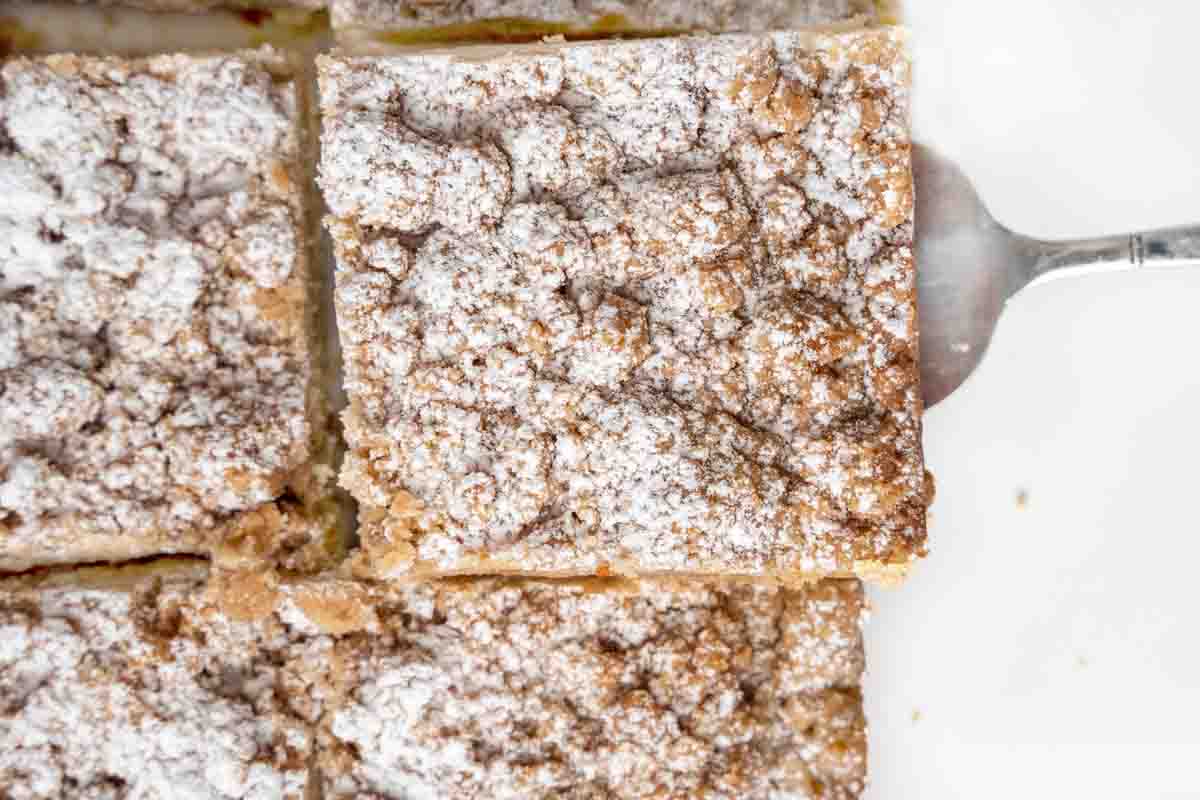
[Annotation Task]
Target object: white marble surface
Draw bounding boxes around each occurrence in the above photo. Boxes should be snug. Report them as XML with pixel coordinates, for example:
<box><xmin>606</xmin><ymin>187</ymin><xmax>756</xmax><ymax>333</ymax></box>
<box><xmin>865</xmin><ymin>2</ymin><xmax>1200</xmax><ymax>797</ymax></box>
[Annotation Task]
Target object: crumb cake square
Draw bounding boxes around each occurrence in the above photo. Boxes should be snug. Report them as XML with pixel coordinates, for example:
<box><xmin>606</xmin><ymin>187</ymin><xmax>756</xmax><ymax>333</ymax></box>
<box><xmin>0</xmin><ymin>560</ymin><xmax>319</xmax><ymax>799</ymax></box>
<box><xmin>307</xmin><ymin>577</ymin><xmax>868</xmax><ymax>799</ymax></box>
<box><xmin>329</xmin><ymin>0</ymin><xmax>875</xmax><ymax>42</ymax></box>
<box><xmin>0</xmin><ymin>48</ymin><xmax>341</xmax><ymax>572</ymax></box>
<box><xmin>320</xmin><ymin>29</ymin><xmax>928</xmax><ymax>582</ymax></box>
<box><xmin>0</xmin><ymin>564</ymin><xmax>867</xmax><ymax>798</ymax></box>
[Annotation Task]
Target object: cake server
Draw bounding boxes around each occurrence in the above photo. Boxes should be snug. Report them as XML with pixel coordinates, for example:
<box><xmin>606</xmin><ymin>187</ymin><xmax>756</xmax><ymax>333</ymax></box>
<box><xmin>914</xmin><ymin>143</ymin><xmax>1200</xmax><ymax>407</ymax></box>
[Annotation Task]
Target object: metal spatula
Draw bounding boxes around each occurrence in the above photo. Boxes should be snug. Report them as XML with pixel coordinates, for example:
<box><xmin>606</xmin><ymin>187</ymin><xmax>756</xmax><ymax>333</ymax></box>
<box><xmin>914</xmin><ymin>143</ymin><xmax>1200</xmax><ymax>407</ymax></box>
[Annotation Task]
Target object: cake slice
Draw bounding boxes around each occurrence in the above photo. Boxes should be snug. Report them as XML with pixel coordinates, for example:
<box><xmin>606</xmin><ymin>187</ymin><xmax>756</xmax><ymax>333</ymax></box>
<box><xmin>319</xmin><ymin>29</ymin><xmax>928</xmax><ymax>583</ymax></box>
<box><xmin>273</xmin><ymin>575</ymin><xmax>868</xmax><ymax>799</ymax></box>
<box><xmin>0</xmin><ymin>48</ymin><xmax>343</xmax><ymax>572</ymax></box>
<box><xmin>330</xmin><ymin>0</ymin><xmax>878</xmax><ymax>44</ymax></box>
<box><xmin>0</xmin><ymin>561</ymin><xmax>869</xmax><ymax>798</ymax></box>
<box><xmin>0</xmin><ymin>559</ymin><xmax>320</xmax><ymax>798</ymax></box>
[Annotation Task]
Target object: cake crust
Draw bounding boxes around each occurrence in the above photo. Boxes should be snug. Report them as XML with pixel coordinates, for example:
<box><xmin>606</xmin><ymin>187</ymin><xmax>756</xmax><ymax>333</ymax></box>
<box><xmin>0</xmin><ymin>48</ymin><xmax>337</xmax><ymax>572</ymax></box>
<box><xmin>319</xmin><ymin>29</ymin><xmax>927</xmax><ymax>582</ymax></box>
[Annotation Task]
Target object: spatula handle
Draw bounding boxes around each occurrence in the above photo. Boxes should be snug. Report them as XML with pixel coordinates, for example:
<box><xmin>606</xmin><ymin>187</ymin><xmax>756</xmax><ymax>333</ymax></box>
<box><xmin>1027</xmin><ymin>224</ymin><xmax>1200</xmax><ymax>285</ymax></box>
<box><xmin>1129</xmin><ymin>224</ymin><xmax>1200</xmax><ymax>266</ymax></box>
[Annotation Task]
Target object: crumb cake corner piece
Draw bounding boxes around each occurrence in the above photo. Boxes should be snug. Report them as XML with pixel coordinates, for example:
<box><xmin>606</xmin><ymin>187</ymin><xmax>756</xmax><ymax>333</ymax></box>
<box><xmin>319</xmin><ymin>27</ymin><xmax>926</xmax><ymax>583</ymax></box>
<box><xmin>0</xmin><ymin>558</ymin><xmax>320</xmax><ymax>799</ymax></box>
<box><xmin>328</xmin><ymin>0</ymin><xmax>878</xmax><ymax>43</ymax></box>
<box><xmin>304</xmin><ymin>576</ymin><xmax>868</xmax><ymax>799</ymax></box>
<box><xmin>0</xmin><ymin>46</ymin><xmax>343</xmax><ymax>573</ymax></box>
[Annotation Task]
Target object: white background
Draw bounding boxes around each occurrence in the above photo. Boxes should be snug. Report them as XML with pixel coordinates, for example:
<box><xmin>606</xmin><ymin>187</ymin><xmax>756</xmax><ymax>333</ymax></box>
<box><xmin>865</xmin><ymin>1</ymin><xmax>1200</xmax><ymax>797</ymax></box>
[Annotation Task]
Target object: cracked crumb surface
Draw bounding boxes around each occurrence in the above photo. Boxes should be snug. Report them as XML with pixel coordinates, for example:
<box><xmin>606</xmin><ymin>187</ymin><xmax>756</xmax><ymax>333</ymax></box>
<box><xmin>319</xmin><ymin>29</ymin><xmax>927</xmax><ymax>581</ymax></box>
<box><xmin>0</xmin><ymin>48</ymin><xmax>336</xmax><ymax>572</ymax></box>
<box><xmin>310</xmin><ymin>576</ymin><xmax>868</xmax><ymax>800</ymax></box>
<box><xmin>0</xmin><ymin>560</ymin><xmax>325</xmax><ymax>799</ymax></box>
<box><xmin>330</xmin><ymin>0</ymin><xmax>869</xmax><ymax>35</ymax></box>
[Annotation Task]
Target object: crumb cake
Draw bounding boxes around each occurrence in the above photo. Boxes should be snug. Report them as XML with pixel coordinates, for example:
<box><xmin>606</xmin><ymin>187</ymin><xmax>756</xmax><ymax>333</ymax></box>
<box><xmin>319</xmin><ymin>29</ymin><xmax>928</xmax><ymax>582</ymax></box>
<box><xmin>316</xmin><ymin>577</ymin><xmax>868</xmax><ymax>799</ymax></box>
<box><xmin>228</xmin><ymin>574</ymin><xmax>866</xmax><ymax>800</ymax></box>
<box><xmin>0</xmin><ymin>560</ymin><xmax>321</xmax><ymax>799</ymax></box>
<box><xmin>329</xmin><ymin>0</ymin><xmax>875</xmax><ymax>43</ymax></box>
<box><xmin>0</xmin><ymin>48</ymin><xmax>342</xmax><ymax>572</ymax></box>
<box><xmin>0</xmin><ymin>562</ymin><xmax>868</xmax><ymax>799</ymax></box>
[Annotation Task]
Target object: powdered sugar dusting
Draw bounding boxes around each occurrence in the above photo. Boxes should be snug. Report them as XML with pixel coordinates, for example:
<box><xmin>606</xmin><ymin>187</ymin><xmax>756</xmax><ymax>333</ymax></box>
<box><xmin>321</xmin><ymin>29</ymin><xmax>926</xmax><ymax>582</ymax></box>
<box><xmin>0</xmin><ymin>566</ymin><xmax>323</xmax><ymax>799</ymax></box>
<box><xmin>0</xmin><ymin>49</ymin><xmax>329</xmax><ymax>571</ymax></box>
<box><xmin>321</xmin><ymin>30</ymin><xmax>926</xmax><ymax>580</ymax></box>
<box><xmin>320</xmin><ymin>577</ymin><xmax>868</xmax><ymax>799</ymax></box>
<box><xmin>0</xmin><ymin>563</ymin><xmax>869</xmax><ymax>799</ymax></box>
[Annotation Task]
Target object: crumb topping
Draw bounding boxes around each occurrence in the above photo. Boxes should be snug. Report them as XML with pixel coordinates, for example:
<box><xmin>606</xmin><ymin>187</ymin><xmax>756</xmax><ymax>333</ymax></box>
<box><xmin>0</xmin><ymin>565</ymin><xmax>867</xmax><ymax>800</ymax></box>
<box><xmin>0</xmin><ymin>568</ymin><xmax>325</xmax><ymax>799</ymax></box>
<box><xmin>320</xmin><ymin>30</ymin><xmax>926</xmax><ymax>579</ymax></box>
<box><xmin>0</xmin><ymin>50</ymin><xmax>324</xmax><ymax>570</ymax></box>
<box><xmin>330</xmin><ymin>0</ymin><xmax>863</xmax><ymax>34</ymax></box>
<box><xmin>319</xmin><ymin>577</ymin><xmax>867</xmax><ymax>799</ymax></box>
